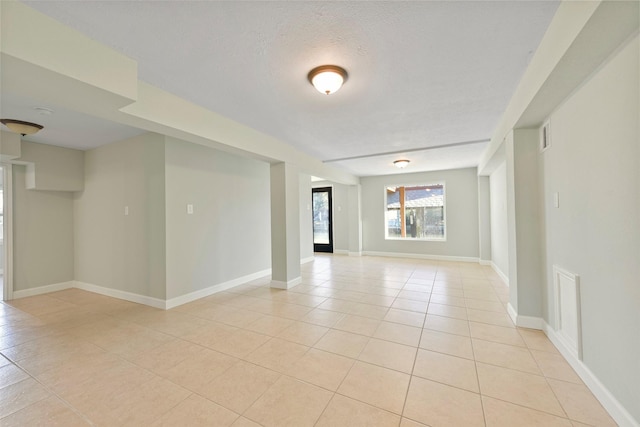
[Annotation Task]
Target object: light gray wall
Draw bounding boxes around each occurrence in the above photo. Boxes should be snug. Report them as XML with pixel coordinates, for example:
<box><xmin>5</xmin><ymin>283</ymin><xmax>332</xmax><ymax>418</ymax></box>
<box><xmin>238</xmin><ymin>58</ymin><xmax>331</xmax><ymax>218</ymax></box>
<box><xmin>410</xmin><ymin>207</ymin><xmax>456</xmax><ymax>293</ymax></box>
<box><xmin>165</xmin><ymin>138</ymin><xmax>271</xmax><ymax>298</ymax></box>
<box><xmin>540</xmin><ymin>35</ymin><xmax>639</xmax><ymax>420</ymax></box>
<box><xmin>13</xmin><ymin>164</ymin><xmax>74</xmax><ymax>290</ymax></box>
<box><xmin>19</xmin><ymin>141</ymin><xmax>84</xmax><ymax>191</ymax></box>
<box><xmin>507</xmin><ymin>129</ymin><xmax>543</xmax><ymax>317</ymax></box>
<box><xmin>489</xmin><ymin>162</ymin><xmax>509</xmax><ymax>279</ymax></box>
<box><xmin>347</xmin><ymin>184</ymin><xmax>363</xmax><ymax>255</ymax></box>
<box><xmin>0</xmin><ymin>131</ymin><xmax>21</xmax><ymax>162</ymax></box>
<box><xmin>477</xmin><ymin>176</ymin><xmax>491</xmax><ymax>263</ymax></box>
<box><xmin>0</xmin><ymin>167</ymin><xmax>3</xmax><ymax>273</ymax></box>
<box><xmin>330</xmin><ymin>183</ymin><xmax>349</xmax><ymax>252</ymax></box>
<box><xmin>74</xmin><ymin>133</ymin><xmax>166</xmax><ymax>299</ymax></box>
<box><xmin>299</xmin><ymin>173</ymin><xmax>313</xmax><ymax>261</ymax></box>
<box><xmin>270</xmin><ymin>163</ymin><xmax>299</xmax><ymax>283</ymax></box>
<box><xmin>360</xmin><ymin>168</ymin><xmax>479</xmax><ymax>258</ymax></box>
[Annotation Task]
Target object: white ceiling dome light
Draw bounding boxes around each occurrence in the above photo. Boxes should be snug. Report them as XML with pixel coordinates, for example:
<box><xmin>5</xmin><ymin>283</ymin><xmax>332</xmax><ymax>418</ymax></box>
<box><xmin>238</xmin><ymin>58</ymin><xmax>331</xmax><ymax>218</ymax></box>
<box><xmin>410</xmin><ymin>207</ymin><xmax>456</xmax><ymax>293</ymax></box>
<box><xmin>394</xmin><ymin>159</ymin><xmax>410</xmax><ymax>169</ymax></box>
<box><xmin>0</xmin><ymin>119</ymin><xmax>43</xmax><ymax>136</ymax></box>
<box><xmin>308</xmin><ymin>65</ymin><xmax>348</xmax><ymax>95</ymax></box>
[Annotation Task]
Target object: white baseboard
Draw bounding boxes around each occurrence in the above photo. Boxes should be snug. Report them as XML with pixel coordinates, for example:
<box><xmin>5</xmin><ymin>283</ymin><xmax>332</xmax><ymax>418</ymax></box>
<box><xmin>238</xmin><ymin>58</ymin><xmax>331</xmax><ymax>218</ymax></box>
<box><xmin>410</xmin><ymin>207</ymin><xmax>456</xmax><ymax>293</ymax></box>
<box><xmin>165</xmin><ymin>268</ymin><xmax>271</xmax><ymax>309</ymax></box>
<box><xmin>300</xmin><ymin>256</ymin><xmax>314</xmax><ymax>265</ymax></box>
<box><xmin>74</xmin><ymin>281</ymin><xmax>167</xmax><ymax>309</ymax></box>
<box><xmin>11</xmin><ymin>269</ymin><xmax>274</xmax><ymax>310</ymax></box>
<box><xmin>490</xmin><ymin>262</ymin><xmax>509</xmax><ymax>287</ymax></box>
<box><xmin>362</xmin><ymin>251</ymin><xmax>479</xmax><ymax>263</ymax></box>
<box><xmin>507</xmin><ymin>303</ymin><xmax>518</xmax><ymax>325</ymax></box>
<box><xmin>505</xmin><ymin>306</ymin><xmax>638</xmax><ymax>426</ymax></box>
<box><xmin>348</xmin><ymin>251</ymin><xmax>362</xmax><ymax>257</ymax></box>
<box><xmin>479</xmin><ymin>260</ymin><xmax>491</xmax><ymax>266</ymax></box>
<box><xmin>12</xmin><ymin>281</ymin><xmax>75</xmax><ymax>299</ymax></box>
<box><xmin>542</xmin><ymin>322</ymin><xmax>639</xmax><ymax>427</ymax></box>
<box><xmin>516</xmin><ymin>315</ymin><xmax>544</xmax><ymax>330</ymax></box>
<box><xmin>271</xmin><ymin>276</ymin><xmax>302</xmax><ymax>290</ymax></box>
<box><xmin>506</xmin><ymin>303</ymin><xmax>544</xmax><ymax>330</ymax></box>
<box><xmin>333</xmin><ymin>249</ymin><xmax>349</xmax><ymax>255</ymax></box>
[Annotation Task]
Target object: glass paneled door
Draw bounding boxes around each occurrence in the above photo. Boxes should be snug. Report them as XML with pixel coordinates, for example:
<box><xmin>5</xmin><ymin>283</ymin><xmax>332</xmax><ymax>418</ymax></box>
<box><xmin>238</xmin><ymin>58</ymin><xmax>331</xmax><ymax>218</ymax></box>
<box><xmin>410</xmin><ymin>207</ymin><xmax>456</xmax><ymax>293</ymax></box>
<box><xmin>312</xmin><ymin>187</ymin><xmax>333</xmax><ymax>253</ymax></box>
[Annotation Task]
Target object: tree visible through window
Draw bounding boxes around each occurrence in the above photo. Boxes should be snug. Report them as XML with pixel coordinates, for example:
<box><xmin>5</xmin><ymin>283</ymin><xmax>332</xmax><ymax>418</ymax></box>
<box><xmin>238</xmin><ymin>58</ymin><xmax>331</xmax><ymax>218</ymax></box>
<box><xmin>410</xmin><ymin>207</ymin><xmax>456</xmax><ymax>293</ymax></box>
<box><xmin>385</xmin><ymin>184</ymin><xmax>445</xmax><ymax>240</ymax></box>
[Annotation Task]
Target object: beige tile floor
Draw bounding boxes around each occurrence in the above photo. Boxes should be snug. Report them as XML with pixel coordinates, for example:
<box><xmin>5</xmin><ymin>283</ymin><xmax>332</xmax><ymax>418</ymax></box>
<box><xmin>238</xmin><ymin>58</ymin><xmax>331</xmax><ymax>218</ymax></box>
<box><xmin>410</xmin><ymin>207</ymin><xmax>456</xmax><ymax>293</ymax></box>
<box><xmin>0</xmin><ymin>255</ymin><xmax>617</xmax><ymax>426</ymax></box>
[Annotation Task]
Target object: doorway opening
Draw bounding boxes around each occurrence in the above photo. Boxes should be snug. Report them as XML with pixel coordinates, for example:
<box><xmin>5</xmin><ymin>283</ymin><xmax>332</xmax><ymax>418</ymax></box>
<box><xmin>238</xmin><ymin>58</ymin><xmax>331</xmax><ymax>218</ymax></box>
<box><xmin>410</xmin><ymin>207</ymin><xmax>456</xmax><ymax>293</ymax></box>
<box><xmin>312</xmin><ymin>187</ymin><xmax>333</xmax><ymax>253</ymax></box>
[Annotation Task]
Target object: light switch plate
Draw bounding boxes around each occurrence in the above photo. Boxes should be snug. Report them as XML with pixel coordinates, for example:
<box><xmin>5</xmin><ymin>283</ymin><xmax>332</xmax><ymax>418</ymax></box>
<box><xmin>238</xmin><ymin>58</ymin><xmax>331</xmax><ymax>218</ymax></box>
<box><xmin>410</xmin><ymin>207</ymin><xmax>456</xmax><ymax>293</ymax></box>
<box><xmin>553</xmin><ymin>192</ymin><xmax>559</xmax><ymax>208</ymax></box>
<box><xmin>124</xmin><ymin>206</ymin><xmax>129</xmax><ymax>216</ymax></box>
<box><xmin>187</xmin><ymin>204</ymin><xmax>194</xmax><ymax>214</ymax></box>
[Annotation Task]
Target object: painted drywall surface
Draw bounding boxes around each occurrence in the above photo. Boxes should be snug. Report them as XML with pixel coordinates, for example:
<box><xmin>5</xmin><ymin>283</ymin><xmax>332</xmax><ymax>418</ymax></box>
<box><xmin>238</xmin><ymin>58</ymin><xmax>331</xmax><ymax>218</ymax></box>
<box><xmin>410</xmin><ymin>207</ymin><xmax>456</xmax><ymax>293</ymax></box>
<box><xmin>511</xmin><ymin>129</ymin><xmax>543</xmax><ymax>318</ymax></box>
<box><xmin>313</xmin><ymin>182</ymin><xmax>350</xmax><ymax>253</ymax></box>
<box><xmin>4</xmin><ymin>3</ymin><xmax>358</xmax><ymax>186</ymax></box>
<box><xmin>477</xmin><ymin>176</ymin><xmax>491</xmax><ymax>263</ymax></box>
<box><xmin>299</xmin><ymin>173</ymin><xmax>314</xmax><ymax>261</ymax></box>
<box><xmin>479</xmin><ymin>1</ymin><xmax>601</xmax><ymax>171</ymax></box>
<box><xmin>489</xmin><ymin>162</ymin><xmax>509</xmax><ymax>279</ymax></box>
<box><xmin>13</xmin><ymin>165</ymin><xmax>74</xmax><ymax>290</ymax></box>
<box><xmin>165</xmin><ymin>138</ymin><xmax>271</xmax><ymax>298</ymax></box>
<box><xmin>541</xmin><ymin>35</ymin><xmax>639</xmax><ymax>421</ymax></box>
<box><xmin>19</xmin><ymin>141</ymin><xmax>84</xmax><ymax>191</ymax></box>
<box><xmin>1</xmin><ymin>1</ymin><xmax>138</xmax><ymax>103</ymax></box>
<box><xmin>270</xmin><ymin>163</ymin><xmax>300</xmax><ymax>283</ymax></box>
<box><xmin>332</xmin><ymin>184</ymin><xmax>350</xmax><ymax>253</ymax></box>
<box><xmin>505</xmin><ymin>134</ymin><xmax>519</xmax><ymax>311</ymax></box>
<box><xmin>347</xmin><ymin>184</ymin><xmax>363</xmax><ymax>255</ymax></box>
<box><xmin>74</xmin><ymin>133</ymin><xmax>166</xmax><ymax>299</ymax></box>
<box><xmin>360</xmin><ymin>168</ymin><xmax>479</xmax><ymax>258</ymax></box>
<box><xmin>0</xmin><ymin>131</ymin><xmax>21</xmax><ymax>162</ymax></box>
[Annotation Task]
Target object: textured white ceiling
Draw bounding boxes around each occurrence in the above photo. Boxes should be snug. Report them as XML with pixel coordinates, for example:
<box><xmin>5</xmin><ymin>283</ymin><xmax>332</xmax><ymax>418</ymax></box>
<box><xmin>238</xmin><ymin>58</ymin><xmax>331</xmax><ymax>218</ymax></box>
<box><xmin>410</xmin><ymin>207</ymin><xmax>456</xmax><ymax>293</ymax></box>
<box><xmin>1</xmin><ymin>92</ymin><xmax>146</xmax><ymax>150</ymax></box>
<box><xmin>19</xmin><ymin>1</ymin><xmax>559</xmax><ymax>175</ymax></box>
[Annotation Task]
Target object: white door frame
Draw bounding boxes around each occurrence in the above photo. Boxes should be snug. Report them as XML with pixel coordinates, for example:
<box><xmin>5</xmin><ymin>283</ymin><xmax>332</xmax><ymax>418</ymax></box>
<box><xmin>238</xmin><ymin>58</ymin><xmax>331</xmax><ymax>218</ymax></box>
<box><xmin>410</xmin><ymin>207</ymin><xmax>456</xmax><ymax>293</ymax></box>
<box><xmin>2</xmin><ymin>163</ymin><xmax>13</xmax><ymax>301</ymax></box>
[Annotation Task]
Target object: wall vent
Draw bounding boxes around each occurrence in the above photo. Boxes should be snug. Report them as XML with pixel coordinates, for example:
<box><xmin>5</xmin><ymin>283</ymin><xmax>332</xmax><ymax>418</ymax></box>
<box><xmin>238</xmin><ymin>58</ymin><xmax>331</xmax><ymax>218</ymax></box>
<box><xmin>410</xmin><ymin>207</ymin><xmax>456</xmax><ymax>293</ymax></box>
<box><xmin>552</xmin><ymin>265</ymin><xmax>582</xmax><ymax>360</ymax></box>
<box><xmin>540</xmin><ymin>119</ymin><xmax>551</xmax><ymax>152</ymax></box>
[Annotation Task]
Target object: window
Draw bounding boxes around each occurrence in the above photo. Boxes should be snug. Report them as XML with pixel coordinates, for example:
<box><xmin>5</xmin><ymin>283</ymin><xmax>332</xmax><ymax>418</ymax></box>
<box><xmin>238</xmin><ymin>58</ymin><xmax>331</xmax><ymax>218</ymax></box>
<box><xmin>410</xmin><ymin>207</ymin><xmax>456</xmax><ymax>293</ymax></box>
<box><xmin>385</xmin><ymin>183</ymin><xmax>445</xmax><ymax>240</ymax></box>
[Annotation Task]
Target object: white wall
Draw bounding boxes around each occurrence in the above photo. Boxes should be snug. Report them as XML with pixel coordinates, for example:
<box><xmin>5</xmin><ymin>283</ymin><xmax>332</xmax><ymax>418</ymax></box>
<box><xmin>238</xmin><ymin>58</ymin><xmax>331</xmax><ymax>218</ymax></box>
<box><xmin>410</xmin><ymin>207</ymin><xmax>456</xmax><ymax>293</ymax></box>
<box><xmin>165</xmin><ymin>137</ymin><xmax>271</xmax><ymax>299</ymax></box>
<box><xmin>74</xmin><ymin>133</ymin><xmax>166</xmax><ymax>299</ymax></box>
<box><xmin>506</xmin><ymin>129</ymin><xmax>544</xmax><ymax>318</ymax></box>
<box><xmin>477</xmin><ymin>176</ymin><xmax>491</xmax><ymax>263</ymax></box>
<box><xmin>360</xmin><ymin>167</ymin><xmax>479</xmax><ymax>259</ymax></box>
<box><xmin>489</xmin><ymin>162</ymin><xmax>509</xmax><ymax>280</ymax></box>
<box><xmin>13</xmin><ymin>164</ymin><xmax>75</xmax><ymax>290</ymax></box>
<box><xmin>540</xmin><ymin>35</ymin><xmax>639</xmax><ymax>421</ymax></box>
<box><xmin>19</xmin><ymin>141</ymin><xmax>84</xmax><ymax>191</ymax></box>
<box><xmin>299</xmin><ymin>173</ymin><xmax>313</xmax><ymax>261</ymax></box>
<box><xmin>331</xmin><ymin>183</ymin><xmax>349</xmax><ymax>253</ymax></box>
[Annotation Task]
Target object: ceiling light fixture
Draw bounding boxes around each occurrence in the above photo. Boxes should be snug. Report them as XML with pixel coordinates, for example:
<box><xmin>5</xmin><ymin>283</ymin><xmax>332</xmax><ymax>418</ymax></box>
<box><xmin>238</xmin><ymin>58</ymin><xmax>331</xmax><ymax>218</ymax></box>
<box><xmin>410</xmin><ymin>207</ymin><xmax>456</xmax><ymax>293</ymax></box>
<box><xmin>308</xmin><ymin>65</ymin><xmax>348</xmax><ymax>95</ymax></box>
<box><xmin>394</xmin><ymin>159</ymin><xmax>410</xmax><ymax>169</ymax></box>
<box><xmin>0</xmin><ymin>119</ymin><xmax>44</xmax><ymax>136</ymax></box>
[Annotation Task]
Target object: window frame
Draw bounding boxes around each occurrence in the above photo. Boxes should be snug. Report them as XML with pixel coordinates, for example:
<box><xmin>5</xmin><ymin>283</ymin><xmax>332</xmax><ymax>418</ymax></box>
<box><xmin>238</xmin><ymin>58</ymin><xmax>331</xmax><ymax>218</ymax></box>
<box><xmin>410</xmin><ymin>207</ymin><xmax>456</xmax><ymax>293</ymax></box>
<box><xmin>383</xmin><ymin>182</ymin><xmax>447</xmax><ymax>242</ymax></box>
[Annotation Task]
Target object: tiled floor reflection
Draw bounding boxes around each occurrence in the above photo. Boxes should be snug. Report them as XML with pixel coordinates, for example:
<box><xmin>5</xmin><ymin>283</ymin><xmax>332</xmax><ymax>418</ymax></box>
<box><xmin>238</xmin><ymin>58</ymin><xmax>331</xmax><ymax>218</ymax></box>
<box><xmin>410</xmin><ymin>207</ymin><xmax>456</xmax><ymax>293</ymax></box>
<box><xmin>0</xmin><ymin>255</ymin><xmax>617</xmax><ymax>426</ymax></box>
